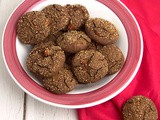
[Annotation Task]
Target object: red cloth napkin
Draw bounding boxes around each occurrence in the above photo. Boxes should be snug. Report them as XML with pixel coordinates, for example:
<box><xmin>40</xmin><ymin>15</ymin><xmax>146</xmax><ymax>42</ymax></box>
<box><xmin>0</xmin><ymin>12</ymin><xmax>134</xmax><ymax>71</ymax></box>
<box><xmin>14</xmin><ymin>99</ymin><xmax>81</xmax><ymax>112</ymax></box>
<box><xmin>78</xmin><ymin>0</ymin><xmax>160</xmax><ymax>119</ymax></box>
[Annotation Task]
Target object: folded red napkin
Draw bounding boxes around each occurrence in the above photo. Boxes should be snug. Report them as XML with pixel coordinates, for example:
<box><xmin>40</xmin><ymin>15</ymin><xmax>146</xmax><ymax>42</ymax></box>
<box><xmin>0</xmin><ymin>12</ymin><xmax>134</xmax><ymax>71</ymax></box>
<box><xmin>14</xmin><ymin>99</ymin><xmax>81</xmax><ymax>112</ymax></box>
<box><xmin>78</xmin><ymin>0</ymin><xmax>160</xmax><ymax>119</ymax></box>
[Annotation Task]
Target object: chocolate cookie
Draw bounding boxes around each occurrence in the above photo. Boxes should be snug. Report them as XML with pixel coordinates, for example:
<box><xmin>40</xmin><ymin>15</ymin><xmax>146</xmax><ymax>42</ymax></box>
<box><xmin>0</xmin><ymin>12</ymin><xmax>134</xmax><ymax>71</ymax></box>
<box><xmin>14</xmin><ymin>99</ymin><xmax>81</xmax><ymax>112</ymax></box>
<box><xmin>85</xmin><ymin>18</ymin><xmax>119</xmax><ymax>45</ymax></box>
<box><xmin>42</xmin><ymin>4</ymin><xmax>69</xmax><ymax>34</ymax></box>
<box><xmin>66</xmin><ymin>4</ymin><xmax>89</xmax><ymax>30</ymax></box>
<box><xmin>42</xmin><ymin>65</ymin><xmax>77</xmax><ymax>94</ymax></box>
<box><xmin>17</xmin><ymin>11</ymin><xmax>50</xmax><ymax>44</ymax></box>
<box><xmin>57</xmin><ymin>31</ymin><xmax>91</xmax><ymax>53</ymax></box>
<box><xmin>122</xmin><ymin>95</ymin><xmax>158</xmax><ymax>120</ymax></box>
<box><xmin>72</xmin><ymin>50</ymin><xmax>108</xmax><ymax>83</ymax></box>
<box><xmin>26</xmin><ymin>41</ymin><xmax>65</xmax><ymax>78</ymax></box>
<box><xmin>98</xmin><ymin>44</ymin><xmax>124</xmax><ymax>74</ymax></box>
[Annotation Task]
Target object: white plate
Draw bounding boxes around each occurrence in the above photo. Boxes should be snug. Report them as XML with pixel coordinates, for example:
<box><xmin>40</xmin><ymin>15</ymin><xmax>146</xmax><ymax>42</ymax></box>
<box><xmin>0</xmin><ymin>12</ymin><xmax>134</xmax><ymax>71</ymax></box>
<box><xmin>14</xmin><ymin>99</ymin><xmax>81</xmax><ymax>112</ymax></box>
<box><xmin>2</xmin><ymin>0</ymin><xmax>143</xmax><ymax>108</ymax></box>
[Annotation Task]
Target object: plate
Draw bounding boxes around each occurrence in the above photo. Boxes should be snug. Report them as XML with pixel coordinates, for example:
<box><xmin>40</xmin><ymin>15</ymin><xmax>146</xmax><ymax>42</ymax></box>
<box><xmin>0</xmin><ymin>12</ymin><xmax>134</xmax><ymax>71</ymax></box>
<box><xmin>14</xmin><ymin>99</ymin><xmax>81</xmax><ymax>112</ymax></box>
<box><xmin>2</xmin><ymin>0</ymin><xmax>143</xmax><ymax>108</ymax></box>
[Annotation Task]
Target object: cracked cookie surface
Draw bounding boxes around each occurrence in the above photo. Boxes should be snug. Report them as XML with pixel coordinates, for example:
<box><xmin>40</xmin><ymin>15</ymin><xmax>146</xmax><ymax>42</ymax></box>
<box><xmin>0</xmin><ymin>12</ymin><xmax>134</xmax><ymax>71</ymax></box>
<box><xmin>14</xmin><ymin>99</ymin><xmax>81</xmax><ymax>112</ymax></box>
<box><xmin>26</xmin><ymin>41</ymin><xmax>65</xmax><ymax>78</ymax></box>
<box><xmin>122</xmin><ymin>95</ymin><xmax>158</xmax><ymax>120</ymax></box>
<box><xmin>66</xmin><ymin>4</ymin><xmax>89</xmax><ymax>30</ymax></box>
<box><xmin>42</xmin><ymin>65</ymin><xmax>78</xmax><ymax>94</ymax></box>
<box><xmin>85</xmin><ymin>18</ymin><xmax>119</xmax><ymax>45</ymax></box>
<box><xmin>97</xmin><ymin>44</ymin><xmax>124</xmax><ymax>74</ymax></box>
<box><xmin>72</xmin><ymin>50</ymin><xmax>108</xmax><ymax>83</ymax></box>
<box><xmin>57</xmin><ymin>31</ymin><xmax>91</xmax><ymax>53</ymax></box>
<box><xmin>42</xmin><ymin>4</ymin><xmax>69</xmax><ymax>34</ymax></box>
<box><xmin>17</xmin><ymin>11</ymin><xmax>51</xmax><ymax>44</ymax></box>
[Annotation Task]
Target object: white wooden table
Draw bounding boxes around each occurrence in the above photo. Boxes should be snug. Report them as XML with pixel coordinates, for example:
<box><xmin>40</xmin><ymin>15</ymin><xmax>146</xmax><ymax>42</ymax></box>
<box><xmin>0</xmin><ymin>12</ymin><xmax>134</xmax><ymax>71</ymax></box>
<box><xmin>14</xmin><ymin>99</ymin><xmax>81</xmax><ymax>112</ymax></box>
<box><xmin>0</xmin><ymin>0</ymin><xmax>77</xmax><ymax>119</ymax></box>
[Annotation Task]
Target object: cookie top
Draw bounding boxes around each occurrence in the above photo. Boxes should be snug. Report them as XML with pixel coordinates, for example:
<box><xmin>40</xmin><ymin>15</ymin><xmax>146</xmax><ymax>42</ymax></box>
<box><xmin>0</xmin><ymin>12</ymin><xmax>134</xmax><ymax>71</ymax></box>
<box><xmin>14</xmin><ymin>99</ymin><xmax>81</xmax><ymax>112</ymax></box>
<box><xmin>72</xmin><ymin>50</ymin><xmax>108</xmax><ymax>83</ymax></box>
<box><xmin>17</xmin><ymin>11</ymin><xmax>51</xmax><ymax>44</ymax></box>
<box><xmin>26</xmin><ymin>41</ymin><xmax>65</xmax><ymax>78</ymax></box>
<box><xmin>57</xmin><ymin>31</ymin><xmax>91</xmax><ymax>53</ymax></box>
<box><xmin>122</xmin><ymin>95</ymin><xmax>158</xmax><ymax>120</ymax></box>
<box><xmin>98</xmin><ymin>44</ymin><xmax>124</xmax><ymax>74</ymax></box>
<box><xmin>42</xmin><ymin>65</ymin><xmax>78</xmax><ymax>94</ymax></box>
<box><xmin>42</xmin><ymin>4</ymin><xmax>69</xmax><ymax>34</ymax></box>
<box><xmin>85</xmin><ymin>18</ymin><xmax>119</xmax><ymax>45</ymax></box>
<box><xmin>66</xmin><ymin>4</ymin><xmax>89</xmax><ymax>30</ymax></box>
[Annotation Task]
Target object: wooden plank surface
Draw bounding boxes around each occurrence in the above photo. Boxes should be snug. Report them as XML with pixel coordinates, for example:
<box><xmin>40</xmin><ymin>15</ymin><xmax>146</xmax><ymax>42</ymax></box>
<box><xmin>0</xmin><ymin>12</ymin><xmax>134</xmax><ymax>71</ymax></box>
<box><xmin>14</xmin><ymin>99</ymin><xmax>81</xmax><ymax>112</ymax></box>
<box><xmin>25</xmin><ymin>96</ymin><xmax>77</xmax><ymax>120</ymax></box>
<box><xmin>0</xmin><ymin>0</ymin><xmax>25</xmax><ymax>120</ymax></box>
<box><xmin>0</xmin><ymin>0</ymin><xmax>77</xmax><ymax>119</ymax></box>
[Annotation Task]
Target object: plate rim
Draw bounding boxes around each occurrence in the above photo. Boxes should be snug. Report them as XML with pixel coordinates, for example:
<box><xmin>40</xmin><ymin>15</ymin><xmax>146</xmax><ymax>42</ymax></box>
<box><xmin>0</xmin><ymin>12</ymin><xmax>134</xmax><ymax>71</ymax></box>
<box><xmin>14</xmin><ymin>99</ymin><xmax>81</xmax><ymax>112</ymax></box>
<box><xmin>2</xmin><ymin>0</ymin><xmax>143</xmax><ymax>108</ymax></box>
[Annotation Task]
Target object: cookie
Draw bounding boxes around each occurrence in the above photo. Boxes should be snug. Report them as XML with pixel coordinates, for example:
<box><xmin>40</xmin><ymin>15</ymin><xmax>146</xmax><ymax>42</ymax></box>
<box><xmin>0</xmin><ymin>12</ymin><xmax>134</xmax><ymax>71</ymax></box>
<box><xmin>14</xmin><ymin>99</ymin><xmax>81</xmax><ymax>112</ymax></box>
<box><xmin>57</xmin><ymin>31</ymin><xmax>91</xmax><ymax>53</ymax></box>
<box><xmin>98</xmin><ymin>44</ymin><xmax>124</xmax><ymax>74</ymax></box>
<box><xmin>72</xmin><ymin>50</ymin><xmax>108</xmax><ymax>83</ymax></box>
<box><xmin>42</xmin><ymin>4</ymin><xmax>69</xmax><ymax>34</ymax></box>
<box><xmin>85</xmin><ymin>18</ymin><xmax>119</xmax><ymax>45</ymax></box>
<box><xmin>66</xmin><ymin>4</ymin><xmax>89</xmax><ymax>30</ymax></box>
<box><xmin>122</xmin><ymin>95</ymin><xmax>158</xmax><ymax>120</ymax></box>
<box><xmin>26</xmin><ymin>41</ymin><xmax>65</xmax><ymax>78</ymax></box>
<box><xmin>42</xmin><ymin>65</ymin><xmax>78</xmax><ymax>94</ymax></box>
<box><xmin>17</xmin><ymin>11</ymin><xmax>51</xmax><ymax>44</ymax></box>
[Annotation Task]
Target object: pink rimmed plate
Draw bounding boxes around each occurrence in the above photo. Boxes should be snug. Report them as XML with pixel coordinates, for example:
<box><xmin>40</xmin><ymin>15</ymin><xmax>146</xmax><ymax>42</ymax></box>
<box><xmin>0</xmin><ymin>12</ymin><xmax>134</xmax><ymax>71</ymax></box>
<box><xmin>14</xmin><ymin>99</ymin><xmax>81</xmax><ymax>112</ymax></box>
<box><xmin>2</xmin><ymin>0</ymin><xmax>143</xmax><ymax>108</ymax></box>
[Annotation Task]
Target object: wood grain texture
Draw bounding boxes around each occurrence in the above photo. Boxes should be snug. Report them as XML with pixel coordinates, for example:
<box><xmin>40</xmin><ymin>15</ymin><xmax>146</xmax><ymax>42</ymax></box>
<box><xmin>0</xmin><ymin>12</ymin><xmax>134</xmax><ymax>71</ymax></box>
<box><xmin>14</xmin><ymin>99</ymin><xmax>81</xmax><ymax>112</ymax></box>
<box><xmin>0</xmin><ymin>0</ymin><xmax>78</xmax><ymax>120</ymax></box>
<box><xmin>25</xmin><ymin>96</ymin><xmax>78</xmax><ymax>120</ymax></box>
<box><xmin>0</xmin><ymin>0</ymin><xmax>25</xmax><ymax>120</ymax></box>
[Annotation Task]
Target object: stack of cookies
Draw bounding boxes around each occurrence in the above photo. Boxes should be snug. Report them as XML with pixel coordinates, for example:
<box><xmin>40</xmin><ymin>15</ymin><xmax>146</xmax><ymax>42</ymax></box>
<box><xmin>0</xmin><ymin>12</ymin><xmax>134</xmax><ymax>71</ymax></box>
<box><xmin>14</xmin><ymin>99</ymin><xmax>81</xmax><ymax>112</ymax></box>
<box><xmin>17</xmin><ymin>4</ymin><xmax>124</xmax><ymax>94</ymax></box>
